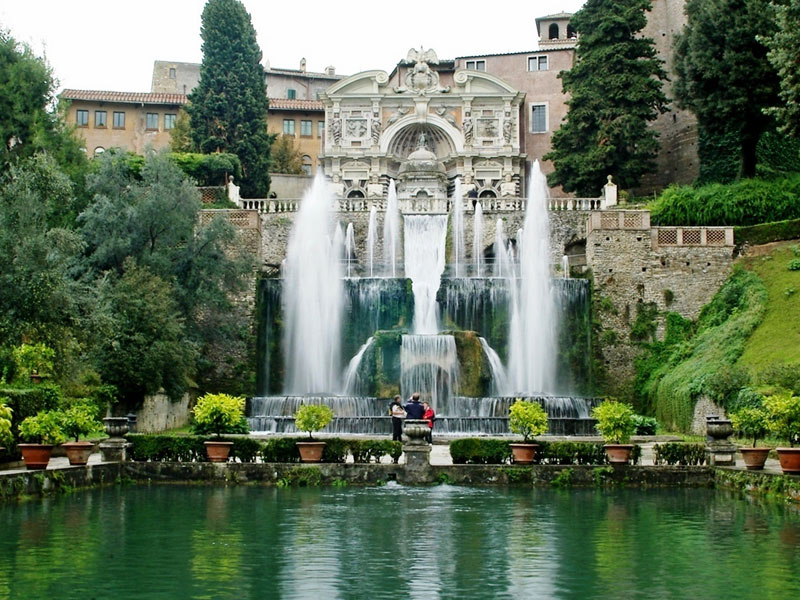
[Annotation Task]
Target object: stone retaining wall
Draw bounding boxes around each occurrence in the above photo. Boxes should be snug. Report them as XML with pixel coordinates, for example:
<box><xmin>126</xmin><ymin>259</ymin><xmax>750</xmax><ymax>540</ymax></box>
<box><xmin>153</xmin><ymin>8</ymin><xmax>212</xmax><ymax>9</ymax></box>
<box><xmin>134</xmin><ymin>392</ymin><xmax>193</xmax><ymax>433</ymax></box>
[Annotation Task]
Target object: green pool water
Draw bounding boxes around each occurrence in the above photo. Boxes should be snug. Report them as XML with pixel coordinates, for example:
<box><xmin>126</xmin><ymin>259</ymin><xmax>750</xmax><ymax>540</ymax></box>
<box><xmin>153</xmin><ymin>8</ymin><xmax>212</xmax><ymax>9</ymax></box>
<box><xmin>1</xmin><ymin>484</ymin><xmax>799</xmax><ymax>599</ymax></box>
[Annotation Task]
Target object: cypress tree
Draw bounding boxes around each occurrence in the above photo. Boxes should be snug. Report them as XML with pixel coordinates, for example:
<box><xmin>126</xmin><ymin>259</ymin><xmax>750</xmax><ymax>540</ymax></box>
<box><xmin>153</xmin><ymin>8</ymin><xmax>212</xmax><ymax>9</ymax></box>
<box><xmin>187</xmin><ymin>0</ymin><xmax>271</xmax><ymax>197</ymax></box>
<box><xmin>544</xmin><ymin>0</ymin><xmax>668</xmax><ymax>197</ymax></box>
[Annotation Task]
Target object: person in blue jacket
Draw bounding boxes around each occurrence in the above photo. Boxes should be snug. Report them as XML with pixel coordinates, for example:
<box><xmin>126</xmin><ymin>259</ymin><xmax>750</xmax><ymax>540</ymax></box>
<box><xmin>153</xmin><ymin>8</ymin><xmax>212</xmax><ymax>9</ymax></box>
<box><xmin>404</xmin><ymin>392</ymin><xmax>425</xmax><ymax>419</ymax></box>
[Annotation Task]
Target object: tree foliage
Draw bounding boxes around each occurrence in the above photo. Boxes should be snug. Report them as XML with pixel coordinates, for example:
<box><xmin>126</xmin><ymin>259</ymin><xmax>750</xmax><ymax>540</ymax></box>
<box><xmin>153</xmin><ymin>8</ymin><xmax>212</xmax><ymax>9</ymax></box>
<box><xmin>187</xmin><ymin>0</ymin><xmax>271</xmax><ymax>197</ymax></box>
<box><xmin>674</xmin><ymin>0</ymin><xmax>780</xmax><ymax>179</ymax></box>
<box><xmin>761</xmin><ymin>0</ymin><xmax>800</xmax><ymax>137</ymax></box>
<box><xmin>270</xmin><ymin>134</ymin><xmax>304</xmax><ymax>175</ymax></box>
<box><xmin>169</xmin><ymin>108</ymin><xmax>195</xmax><ymax>153</ymax></box>
<box><xmin>544</xmin><ymin>0</ymin><xmax>668</xmax><ymax>196</ymax></box>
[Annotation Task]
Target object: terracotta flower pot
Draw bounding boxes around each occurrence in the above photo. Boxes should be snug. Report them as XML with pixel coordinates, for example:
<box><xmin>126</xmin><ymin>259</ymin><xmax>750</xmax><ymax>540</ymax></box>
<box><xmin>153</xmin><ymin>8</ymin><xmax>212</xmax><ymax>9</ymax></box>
<box><xmin>510</xmin><ymin>443</ymin><xmax>539</xmax><ymax>465</ymax></box>
<box><xmin>62</xmin><ymin>441</ymin><xmax>94</xmax><ymax>466</ymax></box>
<box><xmin>18</xmin><ymin>444</ymin><xmax>54</xmax><ymax>470</ymax></box>
<box><xmin>739</xmin><ymin>447</ymin><xmax>770</xmax><ymax>471</ymax></box>
<box><xmin>205</xmin><ymin>440</ymin><xmax>233</xmax><ymax>463</ymax></box>
<box><xmin>297</xmin><ymin>441</ymin><xmax>326</xmax><ymax>463</ymax></box>
<box><xmin>604</xmin><ymin>444</ymin><xmax>634</xmax><ymax>464</ymax></box>
<box><xmin>776</xmin><ymin>448</ymin><xmax>800</xmax><ymax>474</ymax></box>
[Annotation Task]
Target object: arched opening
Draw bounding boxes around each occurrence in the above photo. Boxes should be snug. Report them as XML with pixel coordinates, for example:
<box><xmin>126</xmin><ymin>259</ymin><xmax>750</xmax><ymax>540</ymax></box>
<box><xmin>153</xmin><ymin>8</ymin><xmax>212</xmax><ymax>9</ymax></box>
<box><xmin>301</xmin><ymin>155</ymin><xmax>312</xmax><ymax>175</ymax></box>
<box><xmin>567</xmin><ymin>24</ymin><xmax>577</xmax><ymax>39</ymax></box>
<box><xmin>347</xmin><ymin>189</ymin><xmax>365</xmax><ymax>199</ymax></box>
<box><xmin>93</xmin><ymin>146</ymin><xmax>105</xmax><ymax>157</ymax></box>
<box><xmin>479</xmin><ymin>189</ymin><xmax>497</xmax><ymax>199</ymax></box>
<box><xmin>387</xmin><ymin>122</ymin><xmax>456</xmax><ymax>159</ymax></box>
<box><xmin>549</xmin><ymin>23</ymin><xmax>560</xmax><ymax>40</ymax></box>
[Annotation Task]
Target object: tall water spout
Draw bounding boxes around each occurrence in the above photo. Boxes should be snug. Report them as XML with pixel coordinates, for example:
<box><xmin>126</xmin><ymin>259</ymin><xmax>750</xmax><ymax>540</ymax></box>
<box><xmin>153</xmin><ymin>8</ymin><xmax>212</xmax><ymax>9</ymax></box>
<box><xmin>493</xmin><ymin>219</ymin><xmax>513</xmax><ymax>279</ymax></box>
<box><xmin>383</xmin><ymin>179</ymin><xmax>401</xmax><ymax>277</ymax></box>
<box><xmin>344</xmin><ymin>222</ymin><xmax>356</xmax><ymax>278</ymax></box>
<box><xmin>561</xmin><ymin>255</ymin><xmax>570</xmax><ymax>279</ymax></box>
<box><xmin>366</xmin><ymin>206</ymin><xmax>378</xmax><ymax>277</ymax></box>
<box><xmin>473</xmin><ymin>201</ymin><xmax>484</xmax><ymax>276</ymax></box>
<box><xmin>404</xmin><ymin>215</ymin><xmax>448</xmax><ymax>334</ymax></box>
<box><xmin>507</xmin><ymin>161</ymin><xmax>558</xmax><ymax>394</ymax></box>
<box><xmin>451</xmin><ymin>178</ymin><xmax>465</xmax><ymax>277</ymax></box>
<box><xmin>283</xmin><ymin>173</ymin><xmax>344</xmax><ymax>394</ymax></box>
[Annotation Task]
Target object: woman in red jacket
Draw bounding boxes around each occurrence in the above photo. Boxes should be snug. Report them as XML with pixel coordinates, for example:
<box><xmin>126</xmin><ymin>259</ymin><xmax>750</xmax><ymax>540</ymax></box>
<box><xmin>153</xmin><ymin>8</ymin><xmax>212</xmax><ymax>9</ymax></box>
<box><xmin>422</xmin><ymin>401</ymin><xmax>435</xmax><ymax>444</ymax></box>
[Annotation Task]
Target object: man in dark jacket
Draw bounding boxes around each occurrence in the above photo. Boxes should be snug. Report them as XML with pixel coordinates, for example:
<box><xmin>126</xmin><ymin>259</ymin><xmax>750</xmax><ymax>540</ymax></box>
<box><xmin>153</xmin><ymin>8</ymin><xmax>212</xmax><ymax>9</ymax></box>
<box><xmin>404</xmin><ymin>392</ymin><xmax>425</xmax><ymax>419</ymax></box>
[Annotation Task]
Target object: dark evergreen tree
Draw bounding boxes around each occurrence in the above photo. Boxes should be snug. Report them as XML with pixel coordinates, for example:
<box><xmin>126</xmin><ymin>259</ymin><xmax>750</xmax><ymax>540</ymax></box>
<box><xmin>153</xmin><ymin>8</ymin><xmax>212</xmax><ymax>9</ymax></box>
<box><xmin>674</xmin><ymin>0</ymin><xmax>780</xmax><ymax>179</ymax></box>
<box><xmin>187</xmin><ymin>0</ymin><xmax>270</xmax><ymax>197</ymax></box>
<box><xmin>544</xmin><ymin>0</ymin><xmax>668</xmax><ymax>197</ymax></box>
<box><xmin>762</xmin><ymin>0</ymin><xmax>800</xmax><ymax>138</ymax></box>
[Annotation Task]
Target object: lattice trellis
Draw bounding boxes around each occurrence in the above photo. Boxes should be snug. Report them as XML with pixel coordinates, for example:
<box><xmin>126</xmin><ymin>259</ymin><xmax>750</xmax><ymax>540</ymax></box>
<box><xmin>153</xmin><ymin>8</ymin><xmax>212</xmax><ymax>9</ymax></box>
<box><xmin>600</xmin><ymin>212</ymin><xmax>619</xmax><ymax>229</ymax></box>
<box><xmin>706</xmin><ymin>229</ymin><xmax>726</xmax><ymax>245</ymax></box>
<box><xmin>623</xmin><ymin>212</ymin><xmax>643</xmax><ymax>228</ymax></box>
<box><xmin>658</xmin><ymin>229</ymin><xmax>678</xmax><ymax>245</ymax></box>
<box><xmin>683</xmin><ymin>230</ymin><xmax>701</xmax><ymax>245</ymax></box>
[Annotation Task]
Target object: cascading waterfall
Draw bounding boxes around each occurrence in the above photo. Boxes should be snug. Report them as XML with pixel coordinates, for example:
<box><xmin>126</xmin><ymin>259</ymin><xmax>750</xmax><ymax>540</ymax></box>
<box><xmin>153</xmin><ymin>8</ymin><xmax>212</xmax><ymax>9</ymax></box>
<box><xmin>507</xmin><ymin>160</ymin><xmax>558</xmax><ymax>394</ymax></box>
<box><xmin>493</xmin><ymin>219</ymin><xmax>514</xmax><ymax>279</ymax></box>
<box><xmin>366</xmin><ymin>206</ymin><xmax>378</xmax><ymax>277</ymax></box>
<box><xmin>344</xmin><ymin>222</ymin><xmax>356</xmax><ymax>278</ymax></box>
<box><xmin>451</xmin><ymin>178</ymin><xmax>465</xmax><ymax>277</ymax></box>
<box><xmin>342</xmin><ymin>336</ymin><xmax>375</xmax><ymax>395</ymax></box>
<box><xmin>473</xmin><ymin>201</ymin><xmax>484</xmax><ymax>276</ymax></box>
<box><xmin>383</xmin><ymin>180</ymin><xmax>401</xmax><ymax>277</ymax></box>
<box><xmin>479</xmin><ymin>337</ymin><xmax>509</xmax><ymax>396</ymax></box>
<box><xmin>400</xmin><ymin>334</ymin><xmax>460</xmax><ymax>409</ymax></box>
<box><xmin>403</xmin><ymin>214</ymin><xmax>448</xmax><ymax>334</ymax></box>
<box><xmin>282</xmin><ymin>173</ymin><xmax>344</xmax><ymax>394</ymax></box>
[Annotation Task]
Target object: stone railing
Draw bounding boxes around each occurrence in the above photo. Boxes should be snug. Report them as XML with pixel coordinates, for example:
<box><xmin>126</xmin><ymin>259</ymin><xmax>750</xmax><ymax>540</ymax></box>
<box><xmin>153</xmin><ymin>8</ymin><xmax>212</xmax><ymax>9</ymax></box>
<box><xmin>233</xmin><ymin>196</ymin><xmax>604</xmax><ymax>214</ymax></box>
<box><xmin>651</xmin><ymin>227</ymin><xmax>734</xmax><ymax>248</ymax></box>
<box><xmin>199</xmin><ymin>209</ymin><xmax>260</xmax><ymax>230</ymax></box>
<box><xmin>198</xmin><ymin>186</ymin><xmax>226</xmax><ymax>204</ymax></box>
<box><xmin>586</xmin><ymin>210</ymin><xmax>651</xmax><ymax>235</ymax></box>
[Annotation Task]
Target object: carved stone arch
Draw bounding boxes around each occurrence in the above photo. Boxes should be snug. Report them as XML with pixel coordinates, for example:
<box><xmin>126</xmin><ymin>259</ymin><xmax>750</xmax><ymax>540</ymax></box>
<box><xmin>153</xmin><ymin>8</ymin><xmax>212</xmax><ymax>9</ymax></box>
<box><xmin>380</xmin><ymin>114</ymin><xmax>463</xmax><ymax>156</ymax></box>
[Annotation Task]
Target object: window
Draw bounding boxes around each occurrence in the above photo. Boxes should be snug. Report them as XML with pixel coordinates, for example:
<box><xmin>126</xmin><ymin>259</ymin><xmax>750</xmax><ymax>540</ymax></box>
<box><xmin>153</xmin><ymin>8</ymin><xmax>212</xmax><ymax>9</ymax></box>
<box><xmin>94</xmin><ymin>146</ymin><xmax>105</xmax><ymax>156</ymax></box>
<box><xmin>94</xmin><ymin>110</ymin><xmax>107</xmax><ymax>128</ymax></box>
<box><xmin>113</xmin><ymin>111</ymin><xmax>125</xmax><ymax>129</ymax></box>
<box><xmin>164</xmin><ymin>113</ymin><xmax>176</xmax><ymax>130</ymax></box>
<box><xmin>146</xmin><ymin>113</ymin><xmax>159</xmax><ymax>130</ymax></box>
<box><xmin>283</xmin><ymin>119</ymin><xmax>295</xmax><ymax>135</ymax></box>
<box><xmin>169</xmin><ymin>67</ymin><xmax>176</xmax><ymax>79</ymax></box>
<box><xmin>465</xmin><ymin>60</ymin><xmax>486</xmax><ymax>71</ymax></box>
<box><xmin>300</xmin><ymin>120</ymin><xmax>312</xmax><ymax>136</ymax></box>
<box><xmin>549</xmin><ymin>23</ymin><xmax>560</xmax><ymax>39</ymax></box>
<box><xmin>528</xmin><ymin>56</ymin><xmax>549</xmax><ymax>71</ymax></box>
<box><xmin>318</xmin><ymin>121</ymin><xmax>324</xmax><ymax>138</ymax></box>
<box><xmin>531</xmin><ymin>104</ymin><xmax>548</xmax><ymax>133</ymax></box>
<box><xmin>287</xmin><ymin>88</ymin><xmax>296</xmax><ymax>99</ymax></box>
<box><xmin>302</xmin><ymin>155</ymin><xmax>312</xmax><ymax>175</ymax></box>
<box><xmin>76</xmin><ymin>109</ymin><xmax>89</xmax><ymax>127</ymax></box>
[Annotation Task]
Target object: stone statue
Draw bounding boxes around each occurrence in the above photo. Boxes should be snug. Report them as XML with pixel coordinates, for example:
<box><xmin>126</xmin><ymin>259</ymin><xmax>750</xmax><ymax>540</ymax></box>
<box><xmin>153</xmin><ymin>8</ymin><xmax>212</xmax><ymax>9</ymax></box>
<box><xmin>463</xmin><ymin>117</ymin><xmax>473</xmax><ymax>145</ymax></box>
<box><xmin>371</xmin><ymin>117</ymin><xmax>382</xmax><ymax>145</ymax></box>
<box><xmin>503</xmin><ymin>117</ymin><xmax>513</xmax><ymax>143</ymax></box>
<box><xmin>435</xmin><ymin>106</ymin><xmax>458</xmax><ymax>129</ymax></box>
<box><xmin>387</xmin><ymin>106</ymin><xmax>409</xmax><ymax>126</ymax></box>
<box><xmin>394</xmin><ymin>47</ymin><xmax>451</xmax><ymax>95</ymax></box>
<box><xmin>331</xmin><ymin>117</ymin><xmax>342</xmax><ymax>144</ymax></box>
<box><xmin>417</xmin><ymin>132</ymin><xmax>428</xmax><ymax>150</ymax></box>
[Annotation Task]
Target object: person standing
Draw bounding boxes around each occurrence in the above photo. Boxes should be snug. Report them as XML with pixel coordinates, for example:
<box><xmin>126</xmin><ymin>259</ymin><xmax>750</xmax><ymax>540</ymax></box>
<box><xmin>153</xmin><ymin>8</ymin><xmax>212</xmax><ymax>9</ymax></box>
<box><xmin>388</xmin><ymin>395</ymin><xmax>405</xmax><ymax>441</ymax></box>
<box><xmin>404</xmin><ymin>392</ymin><xmax>425</xmax><ymax>420</ymax></box>
<box><xmin>422</xmin><ymin>401</ymin><xmax>435</xmax><ymax>444</ymax></box>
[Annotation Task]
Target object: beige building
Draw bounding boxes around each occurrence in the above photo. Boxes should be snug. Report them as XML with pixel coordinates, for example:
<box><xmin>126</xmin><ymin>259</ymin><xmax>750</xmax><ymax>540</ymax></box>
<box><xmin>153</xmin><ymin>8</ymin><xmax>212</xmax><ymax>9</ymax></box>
<box><xmin>60</xmin><ymin>89</ymin><xmax>186</xmax><ymax>155</ymax></box>
<box><xmin>266</xmin><ymin>98</ymin><xmax>325</xmax><ymax>175</ymax></box>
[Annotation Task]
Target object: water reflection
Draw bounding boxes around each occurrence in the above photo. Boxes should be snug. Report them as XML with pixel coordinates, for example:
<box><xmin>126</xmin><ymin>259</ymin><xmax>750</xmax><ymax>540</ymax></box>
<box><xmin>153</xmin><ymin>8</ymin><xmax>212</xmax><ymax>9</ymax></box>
<box><xmin>0</xmin><ymin>486</ymin><xmax>798</xmax><ymax>599</ymax></box>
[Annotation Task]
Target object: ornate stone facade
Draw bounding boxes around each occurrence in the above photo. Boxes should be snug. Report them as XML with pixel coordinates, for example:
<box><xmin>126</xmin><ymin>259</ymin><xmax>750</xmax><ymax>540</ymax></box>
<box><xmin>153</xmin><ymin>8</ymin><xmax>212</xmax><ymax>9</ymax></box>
<box><xmin>319</xmin><ymin>49</ymin><xmax>526</xmax><ymax>202</ymax></box>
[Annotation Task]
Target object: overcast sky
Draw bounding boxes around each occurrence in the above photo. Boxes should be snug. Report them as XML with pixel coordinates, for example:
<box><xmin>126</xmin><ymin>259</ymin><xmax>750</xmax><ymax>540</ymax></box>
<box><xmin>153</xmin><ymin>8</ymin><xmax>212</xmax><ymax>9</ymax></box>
<box><xmin>1</xmin><ymin>0</ymin><xmax>586</xmax><ymax>93</ymax></box>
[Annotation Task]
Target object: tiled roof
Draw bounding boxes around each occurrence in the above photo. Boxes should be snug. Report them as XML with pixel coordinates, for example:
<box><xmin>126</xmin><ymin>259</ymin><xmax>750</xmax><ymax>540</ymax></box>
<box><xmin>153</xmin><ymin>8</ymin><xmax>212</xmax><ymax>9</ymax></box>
<box><xmin>456</xmin><ymin>46</ymin><xmax>574</xmax><ymax>59</ymax></box>
<box><xmin>266</xmin><ymin>67</ymin><xmax>344</xmax><ymax>80</ymax></box>
<box><xmin>60</xmin><ymin>89</ymin><xmax>188</xmax><ymax>105</ymax></box>
<box><xmin>268</xmin><ymin>98</ymin><xmax>324</xmax><ymax>111</ymax></box>
<box><xmin>535</xmin><ymin>12</ymin><xmax>574</xmax><ymax>21</ymax></box>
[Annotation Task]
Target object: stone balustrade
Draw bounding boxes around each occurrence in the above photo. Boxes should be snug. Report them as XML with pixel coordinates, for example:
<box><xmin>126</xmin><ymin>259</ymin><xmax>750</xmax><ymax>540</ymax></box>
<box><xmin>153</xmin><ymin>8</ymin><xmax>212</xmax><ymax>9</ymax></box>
<box><xmin>586</xmin><ymin>210</ymin><xmax>734</xmax><ymax>247</ymax></box>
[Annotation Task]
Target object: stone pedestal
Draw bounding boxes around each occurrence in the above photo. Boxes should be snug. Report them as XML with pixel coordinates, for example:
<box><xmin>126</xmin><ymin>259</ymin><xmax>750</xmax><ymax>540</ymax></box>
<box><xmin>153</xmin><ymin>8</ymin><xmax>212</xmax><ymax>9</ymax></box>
<box><xmin>401</xmin><ymin>419</ymin><xmax>432</xmax><ymax>482</ymax></box>
<box><xmin>706</xmin><ymin>417</ymin><xmax>736</xmax><ymax>466</ymax></box>
<box><xmin>99</xmin><ymin>438</ymin><xmax>128</xmax><ymax>462</ymax></box>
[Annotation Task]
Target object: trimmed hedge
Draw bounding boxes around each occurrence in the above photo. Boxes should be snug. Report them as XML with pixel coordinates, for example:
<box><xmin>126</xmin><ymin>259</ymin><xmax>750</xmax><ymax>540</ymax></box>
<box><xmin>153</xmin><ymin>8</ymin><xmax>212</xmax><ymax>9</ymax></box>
<box><xmin>449</xmin><ymin>439</ymin><xmax>642</xmax><ymax>465</ymax></box>
<box><xmin>653</xmin><ymin>443</ymin><xmax>707</xmax><ymax>466</ymax></box>
<box><xmin>734</xmin><ymin>218</ymin><xmax>800</xmax><ymax>248</ymax></box>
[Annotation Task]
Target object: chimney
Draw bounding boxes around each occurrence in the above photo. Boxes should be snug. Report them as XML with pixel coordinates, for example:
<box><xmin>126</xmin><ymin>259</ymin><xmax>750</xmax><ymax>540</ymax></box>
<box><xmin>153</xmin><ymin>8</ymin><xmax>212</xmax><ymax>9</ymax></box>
<box><xmin>300</xmin><ymin>58</ymin><xmax>307</xmax><ymax>73</ymax></box>
<box><xmin>325</xmin><ymin>65</ymin><xmax>336</xmax><ymax>76</ymax></box>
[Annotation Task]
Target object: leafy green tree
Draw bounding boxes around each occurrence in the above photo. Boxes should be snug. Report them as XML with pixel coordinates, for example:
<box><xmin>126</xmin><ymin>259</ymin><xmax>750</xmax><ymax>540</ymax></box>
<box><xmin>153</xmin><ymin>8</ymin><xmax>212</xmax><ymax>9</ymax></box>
<box><xmin>169</xmin><ymin>108</ymin><xmax>196</xmax><ymax>153</ymax></box>
<box><xmin>674</xmin><ymin>0</ymin><xmax>780</xmax><ymax>179</ymax></box>
<box><xmin>761</xmin><ymin>0</ymin><xmax>800</xmax><ymax>137</ymax></box>
<box><xmin>270</xmin><ymin>134</ymin><xmax>304</xmax><ymax>174</ymax></box>
<box><xmin>544</xmin><ymin>0</ymin><xmax>668</xmax><ymax>196</ymax></box>
<box><xmin>0</xmin><ymin>30</ymin><xmax>87</xmax><ymax>189</ymax></box>
<box><xmin>187</xmin><ymin>0</ymin><xmax>271</xmax><ymax>197</ymax></box>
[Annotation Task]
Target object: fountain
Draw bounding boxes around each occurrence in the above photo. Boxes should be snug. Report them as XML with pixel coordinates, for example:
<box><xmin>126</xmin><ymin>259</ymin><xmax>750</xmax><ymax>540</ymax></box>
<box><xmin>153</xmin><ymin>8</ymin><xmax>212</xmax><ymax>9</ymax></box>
<box><xmin>250</xmin><ymin>163</ymin><xmax>597</xmax><ymax>436</ymax></box>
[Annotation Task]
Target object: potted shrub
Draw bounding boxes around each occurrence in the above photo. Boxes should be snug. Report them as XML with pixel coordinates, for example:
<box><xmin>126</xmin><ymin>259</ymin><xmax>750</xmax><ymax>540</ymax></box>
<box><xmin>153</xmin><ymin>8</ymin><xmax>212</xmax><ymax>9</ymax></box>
<box><xmin>730</xmin><ymin>405</ymin><xmax>770</xmax><ymax>470</ymax></box>
<box><xmin>0</xmin><ymin>398</ymin><xmax>12</xmax><ymax>455</ymax></box>
<box><xmin>17</xmin><ymin>411</ymin><xmax>66</xmax><ymax>470</ymax></box>
<box><xmin>508</xmin><ymin>399</ymin><xmax>548</xmax><ymax>464</ymax></box>
<box><xmin>294</xmin><ymin>404</ymin><xmax>334</xmax><ymax>462</ymax></box>
<box><xmin>59</xmin><ymin>403</ymin><xmax>102</xmax><ymax>466</ymax></box>
<box><xmin>764</xmin><ymin>391</ymin><xmax>800</xmax><ymax>474</ymax></box>
<box><xmin>192</xmin><ymin>393</ymin><xmax>247</xmax><ymax>462</ymax></box>
<box><xmin>591</xmin><ymin>400</ymin><xmax>636</xmax><ymax>464</ymax></box>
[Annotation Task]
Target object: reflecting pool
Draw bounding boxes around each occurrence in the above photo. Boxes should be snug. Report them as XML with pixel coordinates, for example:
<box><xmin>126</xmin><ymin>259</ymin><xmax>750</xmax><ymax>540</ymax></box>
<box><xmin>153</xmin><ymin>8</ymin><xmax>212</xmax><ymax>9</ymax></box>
<box><xmin>1</xmin><ymin>484</ymin><xmax>799</xmax><ymax>599</ymax></box>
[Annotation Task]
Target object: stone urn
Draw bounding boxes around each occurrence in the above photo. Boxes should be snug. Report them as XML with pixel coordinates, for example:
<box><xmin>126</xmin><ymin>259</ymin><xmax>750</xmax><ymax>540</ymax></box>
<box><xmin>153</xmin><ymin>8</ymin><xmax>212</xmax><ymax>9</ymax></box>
<box><xmin>403</xmin><ymin>419</ymin><xmax>430</xmax><ymax>445</ymax></box>
<box><xmin>706</xmin><ymin>418</ymin><xmax>733</xmax><ymax>441</ymax></box>
<box><xmin>103</xmin><ymin>417</ymin><xmax>129</xmax><ymax>438</ymax></box>
<box><xmin>705</xmin><ymin>417</ymin><xmax>736</xmax><ymax>466</ymax></box>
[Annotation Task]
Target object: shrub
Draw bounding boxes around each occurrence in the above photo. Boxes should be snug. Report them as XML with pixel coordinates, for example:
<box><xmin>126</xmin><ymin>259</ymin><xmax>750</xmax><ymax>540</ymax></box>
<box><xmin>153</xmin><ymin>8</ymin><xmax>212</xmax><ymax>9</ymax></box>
<box><xmin>449</xmin><ymin>439</ymin><xmax>511</xmax><ymax>464</ymax></box>
<box><xmin>789</xmin><ymin>259</ymin><xmax>800</xmax><ymax>271</ymax></box>
<box><xmin>127</xmin><ymin>434</ymin><xmax>263</xmax><ymax>462</ymax></box>
<box><xmin>592</xmin><ymin>400</ymin><xmax>636</xmax><ymax>444</ymax></box>
<box><xmin>653</xmin><ymin>443</ymin><xmax>706</xmax><ymax>465</ymax></box>
<box><xmin>11</xmin><ymin>343</ymin><xmax>55</xmax><ymax>380</ymax></box>
<box><xmin>262</xmin><ymin>437</ymin><xmax>302</xmax><ymax>463</ymax></box>
<box><xmin>730</xmin><ymin>406</ymin><xmax>770</xmax><ymax>448</ymax></box>
<box><xmin>764</xmin><ymin>391</ymin><xmax>800</xmax><ymax>446</ymax></box>
<box><xmin>730</xmin><ymin>387</ymin><xmax>766</xmax><ymax>412</ymax></box>
<box><xmin>734</xmin><ymin>218</ymin><xmax>800</xmax><ymax>247</ymax></box>
<box><xmin>294</xmin><ymin>404</ymin><xmax>334</xmax><ymax>439</ymax></box>
<box><xmin>18</xmin><ymin>411</ymin><xmax>66</xmax><ymax>445</ymax></box>
<box><xmin>192</xmin><ymin>393</ymin><xmax>246</xmax><ymax>438</ymax></box>
<box><xmin>58</xmin><ymin>402</ymin><xmax>101</xmax><ymax>442</ymax></box>
<box><xmin>633</xmin><ymin>415</ymin><xmax>658</xmax><ymax>435</ymax></box>
<box><xmin>0</xmin><ymin>399</ymin><xmax>13</xmax><ymax>448</ymax></box>
<box><xmin>508</xmin><ymin>399</ymin><xmax>548</xmax><ymax>442</ymax></box>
